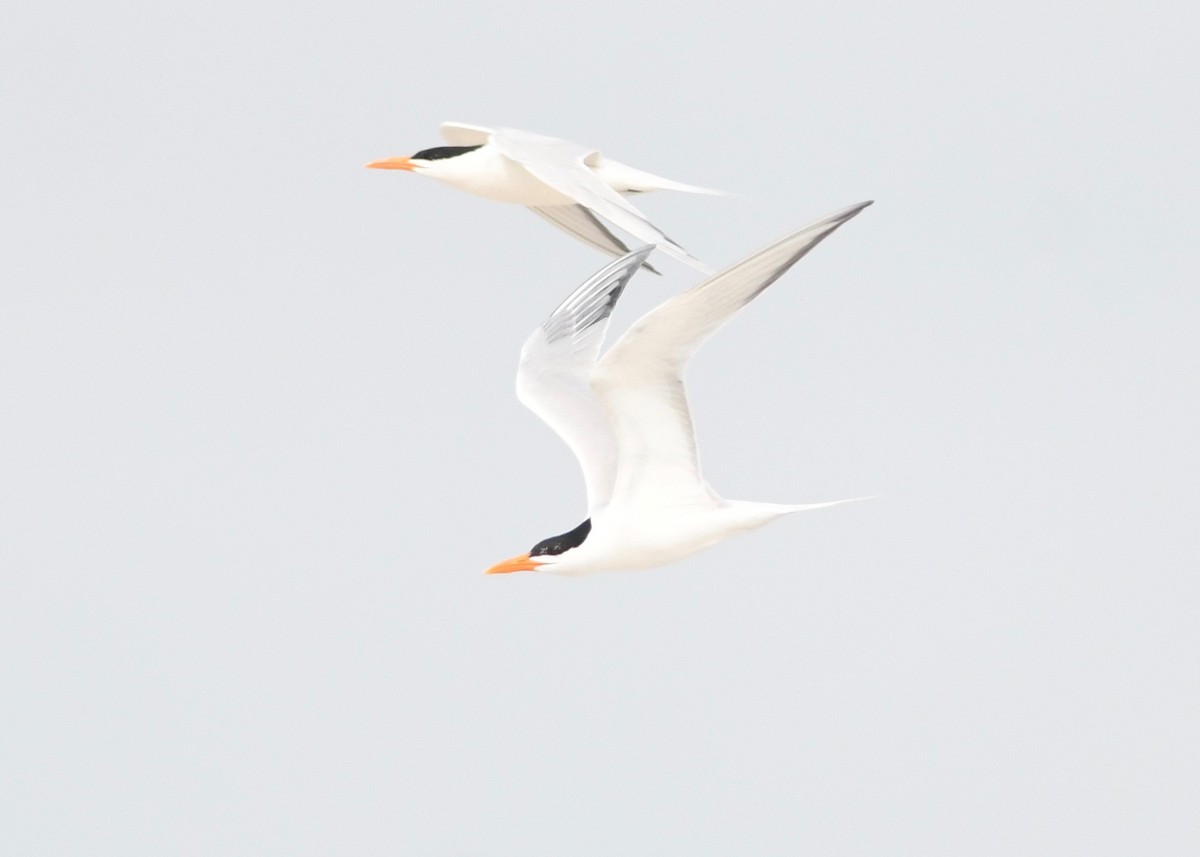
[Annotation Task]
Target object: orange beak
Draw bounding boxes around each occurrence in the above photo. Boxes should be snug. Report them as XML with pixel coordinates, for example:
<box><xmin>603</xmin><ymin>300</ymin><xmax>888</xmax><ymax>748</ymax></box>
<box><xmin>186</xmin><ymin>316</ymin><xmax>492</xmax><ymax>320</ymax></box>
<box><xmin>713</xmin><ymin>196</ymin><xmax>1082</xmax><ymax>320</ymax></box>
<box><xmin>365</xmin><ymin>156</ymin><xmax>415</xmax><ymax>171</ymax></box>
<box><xmin>484</xmin><ymin>553</ymin><xmax>539</xmax><ymax>575</ymax></box>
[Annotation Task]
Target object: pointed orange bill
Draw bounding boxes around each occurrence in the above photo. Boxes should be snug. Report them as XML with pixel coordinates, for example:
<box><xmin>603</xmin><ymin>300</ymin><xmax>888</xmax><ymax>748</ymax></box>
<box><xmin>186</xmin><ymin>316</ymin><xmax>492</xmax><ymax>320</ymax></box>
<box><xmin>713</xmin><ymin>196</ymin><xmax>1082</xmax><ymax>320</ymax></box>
<box><xmin>484</xmin><ymin>553</ymin><xmax>539</xmax><ymax>575</ymax></box>
<box><xmin>365</xmin><ymin>156</ymin><xmax>415</xmax><ymax>171</ymax></box>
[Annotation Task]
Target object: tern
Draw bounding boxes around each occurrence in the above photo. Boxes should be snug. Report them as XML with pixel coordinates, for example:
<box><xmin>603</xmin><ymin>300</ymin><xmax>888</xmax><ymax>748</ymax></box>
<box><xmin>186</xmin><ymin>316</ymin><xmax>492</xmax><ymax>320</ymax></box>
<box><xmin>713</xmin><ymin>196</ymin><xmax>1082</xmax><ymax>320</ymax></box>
<box><xmin>485</xmin><ymin>201</ymin><xmax>873</xmax><ymax>576</ymax></box>
<box><xmin>366</xmin><ymin>122</ymin><xmax>723</xmax><ymax>274</ymax></box>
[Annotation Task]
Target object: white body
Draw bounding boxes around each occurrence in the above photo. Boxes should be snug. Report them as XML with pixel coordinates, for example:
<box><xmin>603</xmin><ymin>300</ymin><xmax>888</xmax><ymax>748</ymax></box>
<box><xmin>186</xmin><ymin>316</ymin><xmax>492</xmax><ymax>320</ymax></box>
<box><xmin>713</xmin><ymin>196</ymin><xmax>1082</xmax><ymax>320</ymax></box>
<box><xmin>414</xmin><ymin>123</ymin><xmax>724</xmax><ymax>273</ymax></box>
<box><xmin>495</xmin><ymin>202</ymin><xmax>874</xmax><ymax>576</ymax></box>
<box><xmin>572</xmin><ymin>498</ymin><xmax>806</xmax><ymax>574</ymax></box>
<box><xmin>423</xmin><ymin>144</ymin><xmax>574</xmax><ymax>206</ymax></box>
<box><xmin>425</xmin><ymin>141</ymin><xmax>715</xmax><ymax>205</ymax></box>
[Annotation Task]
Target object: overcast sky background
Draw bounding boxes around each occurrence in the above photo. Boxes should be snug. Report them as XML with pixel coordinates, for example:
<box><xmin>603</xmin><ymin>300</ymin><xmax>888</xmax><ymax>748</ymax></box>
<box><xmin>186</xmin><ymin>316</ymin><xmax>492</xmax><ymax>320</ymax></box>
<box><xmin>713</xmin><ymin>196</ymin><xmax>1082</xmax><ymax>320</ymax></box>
<box><xmin>2</xmin><ymin>0</ymin><xmax>1197</xmax><ymax>854</ymax></box>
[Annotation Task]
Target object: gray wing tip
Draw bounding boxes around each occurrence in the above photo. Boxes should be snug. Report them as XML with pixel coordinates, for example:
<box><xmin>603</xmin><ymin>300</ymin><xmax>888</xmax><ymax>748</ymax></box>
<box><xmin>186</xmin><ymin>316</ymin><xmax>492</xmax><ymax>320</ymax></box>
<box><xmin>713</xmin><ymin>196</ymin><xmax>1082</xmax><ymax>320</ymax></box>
<box><xmin>602</xmin><ymin>244</ymin><xmax>656</xmax><ymax>278</ymax></box>
<box><xmin>790</xmin><ymin>199</ymin><xmax>875</xmax><ymax>245</ymax></box>
<box><xmin>717</xmin><ymin>200</ymin><xmax>874</xmax><ymax>304</ymax></box>
<box><xmin>623</xmin><ymin>244</ymin><xmax>657</xmax><ymax>265</ymax></box>
<box><xmin>597</xmin><ymin>244</ymin><xmax>657</xmax><ymax>281</ymax></box>
<box><xmin>810</xmin><ymin>199</ymin><xmax>874</xmax><ymax>240</ymax></box>
<box><xmin>541</xmin><ymin>246</ymin><xmax>654</xmax><ymax>342</ymax></box>
<box><xmin>828</xmin><ymin>200</ymin><xmax>874</xmax><ymax>223</ymax></box>
<box><xmin>585</xmin><ymin>246</ymin><xmax>655</xmax><ymax>322</ymax></box>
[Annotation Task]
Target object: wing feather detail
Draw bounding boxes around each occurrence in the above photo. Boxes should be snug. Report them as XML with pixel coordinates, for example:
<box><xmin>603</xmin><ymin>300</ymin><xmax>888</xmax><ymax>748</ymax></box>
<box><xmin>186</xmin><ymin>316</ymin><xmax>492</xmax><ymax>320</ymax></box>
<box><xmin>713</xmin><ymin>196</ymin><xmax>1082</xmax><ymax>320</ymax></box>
<box><xmin>516</xmin><ymin>247</ymin><xmax>653</xmax><ymax>512</ymax></box>
<box><xmin>529</xmin><ymin>205</ymin><xmax>662</xmax><ymax>275</ymax></box>
<box><xmin>490</xmin><ymin>127</ymin><xmax>713</xmax><ymax>274</ymax></box>
<box><xmin>592</xmin><ymin>202</ymin><xmax>873</xmax><ymax>506</ymax></box>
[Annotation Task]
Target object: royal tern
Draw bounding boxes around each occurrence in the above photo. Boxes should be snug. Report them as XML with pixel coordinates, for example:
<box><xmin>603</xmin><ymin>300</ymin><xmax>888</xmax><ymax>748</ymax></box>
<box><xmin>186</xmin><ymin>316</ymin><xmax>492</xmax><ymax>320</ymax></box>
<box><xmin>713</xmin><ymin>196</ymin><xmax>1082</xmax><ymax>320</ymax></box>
<box><xmin>366</xmin><ymin>122</ymin><xmax>723</xmax><ymax>274</ymax></box>
<box><xmin>485</xmin><ymin>201</ymin><xmax>873</xmax><ymax>576</ymax></box>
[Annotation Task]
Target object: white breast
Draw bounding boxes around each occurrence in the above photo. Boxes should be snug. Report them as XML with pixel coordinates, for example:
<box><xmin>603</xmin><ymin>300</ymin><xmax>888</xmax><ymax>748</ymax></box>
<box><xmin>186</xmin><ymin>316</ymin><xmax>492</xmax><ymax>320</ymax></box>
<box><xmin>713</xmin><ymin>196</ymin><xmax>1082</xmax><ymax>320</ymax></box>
<box><xmin>425</xmin><ymin>145</ymin><xmax>575</xmax><ymax>206</ymax></box>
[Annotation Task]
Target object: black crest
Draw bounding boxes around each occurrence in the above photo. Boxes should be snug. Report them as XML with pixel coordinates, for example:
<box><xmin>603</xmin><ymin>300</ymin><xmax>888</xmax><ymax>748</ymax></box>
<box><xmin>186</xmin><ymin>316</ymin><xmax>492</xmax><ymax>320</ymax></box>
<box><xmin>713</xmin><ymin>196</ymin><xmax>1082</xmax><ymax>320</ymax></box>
<box><xmin>530</xmin><ymin>519</ymin><xmax>591</xmax><ymax>557</ymax></box>
<box><xmin>411</xmin><ymin>145</ymin><xmax>482</xmax><ymax>162</ymax></box>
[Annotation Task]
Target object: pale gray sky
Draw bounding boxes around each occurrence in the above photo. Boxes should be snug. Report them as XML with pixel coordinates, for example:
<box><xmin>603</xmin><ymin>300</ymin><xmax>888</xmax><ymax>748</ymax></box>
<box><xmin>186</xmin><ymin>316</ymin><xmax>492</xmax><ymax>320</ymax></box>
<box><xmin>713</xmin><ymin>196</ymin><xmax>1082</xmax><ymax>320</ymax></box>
<box><xmin>2</xmin><ymin>0</ymin><xmax>1197</xmax><ymax>854</ymax></box>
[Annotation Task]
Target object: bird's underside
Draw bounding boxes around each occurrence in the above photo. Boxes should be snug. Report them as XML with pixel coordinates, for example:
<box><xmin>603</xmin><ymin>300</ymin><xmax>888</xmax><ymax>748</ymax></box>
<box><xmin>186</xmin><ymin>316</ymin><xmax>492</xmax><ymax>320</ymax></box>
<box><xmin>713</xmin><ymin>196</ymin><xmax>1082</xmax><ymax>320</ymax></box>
<box><xmin>487</xmin><ymin>201</ymin><xmax>874</xmax><ymax>575</ymax></box>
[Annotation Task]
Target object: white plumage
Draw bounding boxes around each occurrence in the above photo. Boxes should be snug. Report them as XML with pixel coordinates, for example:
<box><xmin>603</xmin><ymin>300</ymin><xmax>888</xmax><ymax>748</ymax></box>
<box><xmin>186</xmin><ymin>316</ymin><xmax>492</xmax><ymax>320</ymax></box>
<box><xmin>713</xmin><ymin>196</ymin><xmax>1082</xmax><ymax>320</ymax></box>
<box><xmin>367</xmin><ymin>122</ymin><xmax>724</xmax><ymax>273</ymax></box>
<box><xmin>487</xmin><ymin>201</ymin><xmax>874</xmax><ymax>576</ymax></box>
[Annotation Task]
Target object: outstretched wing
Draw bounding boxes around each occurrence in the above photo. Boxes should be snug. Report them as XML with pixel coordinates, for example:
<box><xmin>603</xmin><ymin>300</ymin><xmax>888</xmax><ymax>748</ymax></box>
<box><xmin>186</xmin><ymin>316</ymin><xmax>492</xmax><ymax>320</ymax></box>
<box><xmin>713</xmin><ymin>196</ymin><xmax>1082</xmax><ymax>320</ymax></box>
<box><xmin>529</xmin><ymin>205</ymin><xmax>662</xmax><ymax>275</ymax></box>
<box><xmin>592</xmin><ymin>201</ymin><xmax>873</xmax><ymax>506</ymax></box>
<box><xmin>517</xmin><ymin>246</ymin><xmax>654</xmax><ymax>512</ymax></box>
<box><xmin>439</xmin><ymin>121</ymin><xmax>493</xmax><ymax>146</ymax></box>
<box><xmin>490</xmin><ymin>127</ymin><xmax>713</xmax><ymax>274</ymax></box>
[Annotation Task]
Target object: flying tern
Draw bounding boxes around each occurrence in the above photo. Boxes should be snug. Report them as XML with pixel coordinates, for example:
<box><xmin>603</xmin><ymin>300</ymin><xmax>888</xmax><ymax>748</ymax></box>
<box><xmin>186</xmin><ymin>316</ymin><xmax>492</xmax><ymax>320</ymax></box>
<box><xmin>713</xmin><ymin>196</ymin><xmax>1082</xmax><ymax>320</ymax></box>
<box><xmin>366</xmin><ymin>122</ymin><xmax>723</xmax><ymax>274</ymax></box>
<box><xmin>485</xmin><ymin>200</ymin><xmax>873</xmax><ymax>576</ymax></box>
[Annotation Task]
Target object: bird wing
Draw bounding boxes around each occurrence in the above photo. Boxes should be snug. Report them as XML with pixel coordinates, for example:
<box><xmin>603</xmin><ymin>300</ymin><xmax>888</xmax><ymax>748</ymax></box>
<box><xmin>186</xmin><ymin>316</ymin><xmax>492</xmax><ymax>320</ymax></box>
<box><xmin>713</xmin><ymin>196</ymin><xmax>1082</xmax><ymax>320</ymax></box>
<box><xmin>516</xmin><ymin>246</ymin><xmax>653</xmax><ymax>513</ymax></box>
<box><xmin>489</xmin><ymin>127</ymin><xmax>713</xmax><ymax>274</ymax></box>
<box><xmin>592</xmin><ymin>201</ymin><xmax>873</xmax><ymax>506</ymax></box>
<box><xmin>439</xmin><ymin>122</ymin><xmax>494</xmax><ymax>146</ymax></box>
<box><xmin>528</xmin><ymin>205</ymin><xmax>662</xmax><ymax>275</ymax></box>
